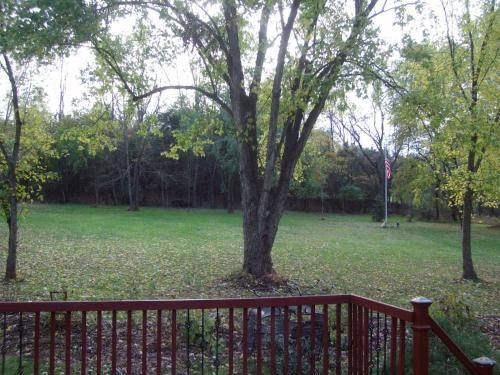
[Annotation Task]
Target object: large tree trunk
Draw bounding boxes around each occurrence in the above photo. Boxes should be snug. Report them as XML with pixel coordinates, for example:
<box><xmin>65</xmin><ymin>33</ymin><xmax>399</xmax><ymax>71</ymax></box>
<box><xmin>461</xmin><ymin>188</ymin><xmax>478</xmax><ymax>280</ymax></box>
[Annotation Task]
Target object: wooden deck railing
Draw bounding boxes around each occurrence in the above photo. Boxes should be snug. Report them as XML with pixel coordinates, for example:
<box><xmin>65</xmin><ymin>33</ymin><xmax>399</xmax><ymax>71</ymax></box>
<box><xmin>0</xmin><ymin>294</ymin><xmax>496</xmax><ymax>374</ymax></box>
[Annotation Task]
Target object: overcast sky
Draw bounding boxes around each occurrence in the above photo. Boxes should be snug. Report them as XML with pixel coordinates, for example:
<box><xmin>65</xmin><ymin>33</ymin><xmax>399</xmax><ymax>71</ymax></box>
<box><xmin>1</xmin><ymin>0</ymin><xmax>453</xmax><ymax>145</ymax></box>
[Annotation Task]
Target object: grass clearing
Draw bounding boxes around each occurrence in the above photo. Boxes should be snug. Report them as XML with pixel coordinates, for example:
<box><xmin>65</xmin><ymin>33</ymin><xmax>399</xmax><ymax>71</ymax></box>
<box><xmin>0</xmin><ymin>204</ymin><xmax>499</xmax><ymax>316</ymax></box>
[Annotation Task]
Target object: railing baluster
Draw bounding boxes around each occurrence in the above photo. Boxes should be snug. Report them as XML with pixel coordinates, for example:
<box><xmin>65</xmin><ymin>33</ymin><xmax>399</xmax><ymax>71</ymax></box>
<box><xmin>170</xmin><ymin>309</ymin><xmax>175</xmax><ymax>375</ymax></box>
<box><xmin>336</xmin><ymin>304</ymin><xmax>342</xmax><ymax>375</ymax></box>
<box><xmin>97</xmin><ymin>311</ymin><xmax>102</xmax><ymax>375</ymax></box>
<box><xmin>398</xmin><ymin>320</ymin><xmax>405</xmax><ymax>375</ymax></box>
<box><xmin>185</xmin><ymin>309</ymin><xmax>190</xmax><ymax>374</ymax></box>
<box><xmin>310</xmin><ymin>304</ymin><xmax>316</xmax><ymax>375</ymax></box>
<box><xmin>322</xmin><ymin>304</ymin><xmax>329</xmax><ymax>375</ymax></box>
<box><xmin>283</xmin><ymin>306</ymin><xmax>289</xmax><ymax>375</ymax></box>
<box><xmin>348</xmin><ymin>303</ymin><xmax>353</xmax><ymax>375</ymax></box>
<box><xmin>156</xmin><ymin>310</ymin><xmax>162</xmax><ymax>375</ymax></box>
<box><xmin>112</xmin><ymin>310</ymin><xmax>117</xmax><ymax>375</ymax></box>
<box><xmin>81</xmin><ymin>311</ymin><xmax>87</xmax><ymax>375</ymax></box>
<box><xmin>127</xmin><ymin>310</ymin><xmax>132</xmax><ymax>374</ymax></box>
<box><xmin>271</xmin><ymin>307</ymin><xmax>276</xmax><ymax>375</ymax></box>
<box><xmin>50</xmin><ymin>312</ymin><xmax>56</xmax><ymax>375</ymax></box>
<box><xmin>228</xmin><ymin>308</ymin><xmax>234</xmax><ymax>375</ymax></box>
<box><xmin>65</xmin><ymin>311</ymin><xmax>71</xmax><ymax>375</ymax></box>
<box><xmin>1</xmin><ymin>313</ymin><xmax>5</xmax><ymax>375</ymax></box>
<box><xmin>364</xmin><ymin>308</ymin><xmax>369</xmax><ymax>374</ymax></box>
<box><xmin>215</xmin><ymin>308</ymin><xmax>221</xmax><ymax>374</ymax></box>
<box><xmin>390</xmin><ymin>317</ymin><xmax>397</xmax><ymax>375</ymax></box>
<box><xmin>242</xmin><ymin>308</ymin><xmax>248</xmax><ymax>375</ymax></box>
<box><xmin>18</xmin><ymin>312</ymin><xmax>23</xmax><ymax>374</ymax></box>
<box><xmin>1</xmin><ymin>313</ymin><xmax>6</xmax><ymax>375</ymax></box>
<box><xmin>201</xmin><ymin>309</ymin><xmax>205</xmax><ymax>374</ymax></box>
<box><xmin>358</xmin><ymin>305</ymin><xmax>363</xmax><ymax>375</ymax></box>
<box><xmin>382</xmin><ymin>314</ymin><xmax>388</xmax><ymax>374</ymax></box>
<box><xmin>297</xmin><ymin>305</ymin><xmax>302</xmax><ymax>375</ymax></box>
<box><xmin>34</xmin><ymin>312</ymin><xmax>40</xmax><ymax>375</ymax></box>
<box><xmin>375</xmin><ymin>312</ymin><xmax>380</xmax><ymax>375</ymax></box>
<box><xmin>142</xmin><ymin>310</ymin><xmax>147</xmax><ymax>375</ymax></box>
<box><xmin>256</xmin><ymin>307</ymin><xmax>262</xmax><ymax>375</ymax></box>
<box><xmin>369</xmin><ymin>310</ymin><xmax>373</xmax><ymax>375</ymax></box>
<box><xmin>354</xmin><ymin>304</ymin><xmax>359</xmax><ymax>375</ymax></box>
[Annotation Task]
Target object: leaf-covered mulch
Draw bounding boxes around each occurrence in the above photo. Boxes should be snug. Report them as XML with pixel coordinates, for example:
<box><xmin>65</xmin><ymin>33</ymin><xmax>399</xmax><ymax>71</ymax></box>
<box><xmin>479</xmin><ymin>315</ymin><xmax>500</xmax><ymax>350</ymax></box>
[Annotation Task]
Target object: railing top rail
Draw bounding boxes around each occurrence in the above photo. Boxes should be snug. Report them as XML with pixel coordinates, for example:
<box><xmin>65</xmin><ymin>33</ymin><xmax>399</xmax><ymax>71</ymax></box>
<box><xmin>429</xmin><ymin>317</ymin><xmax>481</xmax><ymax>375</ymax></box>
<box><xmin>0</xmin><ymin>294</ymin><xmax>413</xmax><ymax>320</ymax></box>
<box><xmin>350</xmin><ymin>294</ymin><xmax>413</xmax><ymax>321</ymax></box>
<box><xmin>0</xmin><ymin>294</ymin><xmax>351</xmax><ymax>312</ymax></box>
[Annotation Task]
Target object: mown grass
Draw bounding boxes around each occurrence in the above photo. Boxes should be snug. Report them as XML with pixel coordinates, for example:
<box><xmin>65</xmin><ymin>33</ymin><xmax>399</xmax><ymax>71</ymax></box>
<box><xmin>0</xmin><ymin>204</ymin><xmax>499</xmax><ymax>316</ymax></box>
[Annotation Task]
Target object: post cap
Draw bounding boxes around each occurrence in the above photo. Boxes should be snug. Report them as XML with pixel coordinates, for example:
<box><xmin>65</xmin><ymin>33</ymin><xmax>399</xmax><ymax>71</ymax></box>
<box><xmin>473</xmin><ymin>357</ymin><xmax>496</xmax><ymax>367</ymax></box>
<box><xmin>411</xmin><ymin>296</ymin><xmax>433</xmax><ymax>305</ymax></box>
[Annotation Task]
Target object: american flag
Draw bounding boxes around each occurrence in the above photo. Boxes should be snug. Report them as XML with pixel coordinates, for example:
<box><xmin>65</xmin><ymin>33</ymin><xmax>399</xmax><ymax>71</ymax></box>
<box><xmin>385</xmin><ymin>158</ymin><xmax>391</xmax><ymax>179</ymax></box>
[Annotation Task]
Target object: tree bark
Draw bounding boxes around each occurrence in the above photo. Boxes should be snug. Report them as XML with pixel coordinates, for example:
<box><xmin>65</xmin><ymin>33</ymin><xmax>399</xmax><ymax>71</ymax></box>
<box><xmin>2</xmin><ymin>52</ymin><xmax>22</xmax><ymax>280</ymax></box>
<box><xmin>6</xmin><ymin>179</ymin><xmax>18</xmax><ymax>279</ymax></box>
<box><xmin>461</xmin><ymin>188</ymin><xmax>478</xmax><ymax>280</ymax></box>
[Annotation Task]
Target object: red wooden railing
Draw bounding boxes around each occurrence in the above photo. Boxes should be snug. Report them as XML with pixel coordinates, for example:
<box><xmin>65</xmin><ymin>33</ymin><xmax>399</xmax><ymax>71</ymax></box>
<box><xmin>0</xmin><ymin>294</ymin><xmax>496</xmax><ymax>374</ymax></box>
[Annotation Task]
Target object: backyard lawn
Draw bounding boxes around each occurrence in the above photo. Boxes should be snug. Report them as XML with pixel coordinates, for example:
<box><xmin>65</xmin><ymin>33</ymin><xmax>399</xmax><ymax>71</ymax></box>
<box><xmin>0</xmin><ymin>204</ymin><xmax>499</xmax><ymax>316</ymax></box>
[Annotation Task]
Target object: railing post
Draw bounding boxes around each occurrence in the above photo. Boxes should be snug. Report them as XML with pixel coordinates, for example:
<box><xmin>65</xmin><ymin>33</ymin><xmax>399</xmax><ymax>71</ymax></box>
<box><xmin>411</xmin><ymin>297</ymin><xmax>432</xmax><ymax>375</ymax></box>
<box><xmin>473</xmin><ymin>357</ymin><xmax>496</xmax><ymax>375</ymax></box>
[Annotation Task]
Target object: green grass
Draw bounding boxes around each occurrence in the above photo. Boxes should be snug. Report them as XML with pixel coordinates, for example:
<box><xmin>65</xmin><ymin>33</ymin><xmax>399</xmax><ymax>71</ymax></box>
<box><xmin>0</xmin><ymin>204</ymin><xmax>499</xmax><ymax>316</ymax></box>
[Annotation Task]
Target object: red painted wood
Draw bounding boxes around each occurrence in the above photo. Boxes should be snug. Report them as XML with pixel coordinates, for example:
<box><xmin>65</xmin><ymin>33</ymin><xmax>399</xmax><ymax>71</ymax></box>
<box><xmin>142</xmin><ymin>310</ymin><xmax>147</xmax><ymax>375</ymax></box>
<box><xmin>284</xmin><ymin>306</ymin><xmax>289</xmax><ymax>375</ymax></box>
<box><xmin>336</xmin><ymin>304</ymin><xmax>342</xmax><ymax>375</ymax></box>
<box><xmin>322</xmin><ymin>304</ymin><xmax>329</xmax><ymax>375</ymax></box>
<box><xmin>65</xmin><ymin>312</ymin><xmax>71</xmax><ymax>375</ymax></box>
<box><xmin>348</xmin><ymin>303</ymin><xmax>352</xmax><ymax>375</ymax></box>
<box><xmin>34</xmin><ymin>312</ymin><xmax>40</xmax><ymax>375</ymax></box>
<box><xmin>271</xmin><ymin>307</ymin><xmax>276</xmax><ymax>375</ymax></box>
<box><xmin>97</xmin><ymin>311</ymin><xmax>102</xmax><ymax>375</ymax></box>
<box><xmin>297</xmin><ymin>305</ymin><xmax>303</xmax><ymax>375</ymax></box>
<box><xmin>81</xmin><ymin>311</ymin><xmax>87</xmax><ymax>375</ymax></box>
<box><xmin>243</xmin><ymin>308</ymin><xmax>248</xmax><ymax>375</ymax></box>
<box><xmin>430</xmin><ymin>318</ymin><xmax>480</xmax><ymax>374</ymax></box>
<box><xmin>0</xmin><ymin>294</ymin><xmax>486</xmax><ymax>375</ymax></box>
<box><xmin>228</xmin><ymin>308</ymin><xmax>234</xmax><ymax>375</ymax></box>
<box><xmin>390</xmin><ymin>317</ymin><xmax>397</xmax><ymax>375</ymax></box>
<box><xmin>156</xmin><ymin>310</ymin><xmax>162</xmax><ymax>375</ymax></box>
<box><xmin>411</xmin><ymin>298</ymin><xmax>432</xmax><ymax>375</ymax></box>
<box><xmin>398</xmin><ymin>320</ymin><xmax>405</xmax><ymax>375</ymax></box>
<box><xmin>256</xmin><ymin>307</ymin><xmax>262</xmax><ymax>375</ymax></box>
<box><xmin>127</xmin><ymin>310</ymin><xmax>132</xmax><ymax>374</ymax></box>
<box><xmin>171</xmin><ymin>309</ymin><xmax>176</xmax><ymax>375</ymax></box>
<box><xmin>112</xmin><ymin>310</ymin><xmax>117</xmax><ymax>375</ymax></box>
<box><xmin>363</xmin><ymin>308</ymin><xmax>369</xmax><ymax>374</ymax></box>
<box><xmin>49</xmin><ymin>312</ymin><xmax>55</xmax><ymax>375</ymax></box>
<box><xmin>310</xmin><ymin>304</ymin><xmax>316</xmax><ymax>375</ymax></box>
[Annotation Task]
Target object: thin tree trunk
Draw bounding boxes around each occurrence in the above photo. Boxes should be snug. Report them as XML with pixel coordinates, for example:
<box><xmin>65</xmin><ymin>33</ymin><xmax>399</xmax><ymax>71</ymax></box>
<box><xmin>462</xmin><ymin>188</ymin><xmax>478</xmax><ymax>280</ymax></box>
<box><xmin>123</xmin><ymin>124</ymin><xmax>134</xmax><ymax>210</ymax></box>
<box><xmin>192</xmin><ymin>157</ymin><xmax>199</xmax><ymax>208</ymax></box>
<box><xmin>130</xmin><ymin>161</ymin><xmax>140</xmax><ymax>211</ymax></box>
<box><xmin>6</xmin><ymin>182</ymin><xmax>18</xmax><ymax>279</ymax></box>
<box><xmin>434</xmin><ymin>191</ymin><xmax>440</xmax><ymax>220</ymax></box>
<box><xmin>2</xmin><ymin>53</ymin><xmax>22</xmax><ymax>280</ymax></box>
<box><xmin>227</xmin><ymin>174</ymin><xmax>234</xmax><ymax>214</ymax></box>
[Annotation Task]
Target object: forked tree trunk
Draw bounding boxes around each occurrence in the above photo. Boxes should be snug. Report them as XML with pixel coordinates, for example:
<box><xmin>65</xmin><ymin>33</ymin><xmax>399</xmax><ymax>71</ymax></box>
<box><xmin>461</xmin><ymin>188</ymin><xmax>478</xmax><ymax>280</ymax></box>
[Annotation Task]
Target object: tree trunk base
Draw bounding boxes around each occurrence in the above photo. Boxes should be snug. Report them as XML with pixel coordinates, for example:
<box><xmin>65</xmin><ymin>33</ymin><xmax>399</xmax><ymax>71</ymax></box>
<box><xmin>226</xmin><ymin>270</ymin><xmax>288</xmax><ymax>290</ymax></box>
